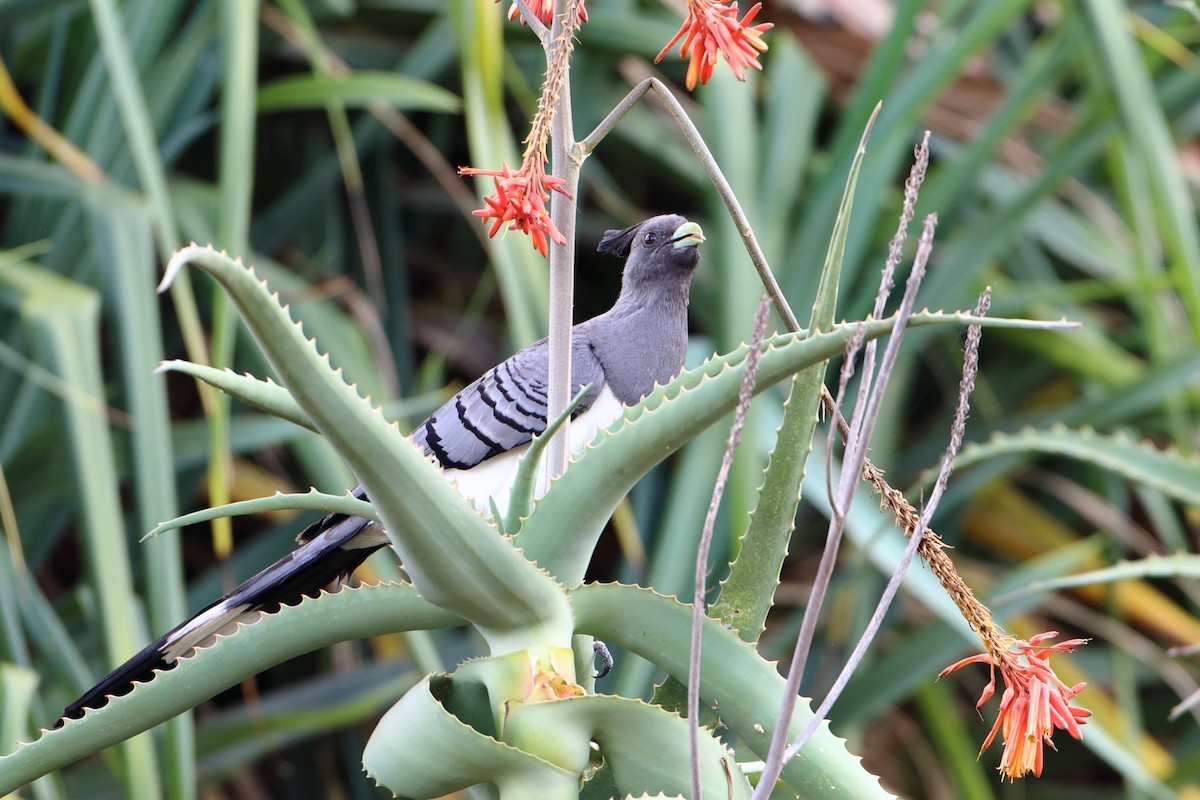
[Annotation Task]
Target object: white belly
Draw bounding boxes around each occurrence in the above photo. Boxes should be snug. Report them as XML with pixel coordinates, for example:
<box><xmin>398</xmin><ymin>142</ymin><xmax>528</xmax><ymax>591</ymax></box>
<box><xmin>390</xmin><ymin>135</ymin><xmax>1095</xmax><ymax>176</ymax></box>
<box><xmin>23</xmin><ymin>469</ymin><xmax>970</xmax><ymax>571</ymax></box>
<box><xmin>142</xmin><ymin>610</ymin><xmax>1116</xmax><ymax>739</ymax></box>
<box><xmin>443</xmin><ymin>385</ymin><xmax>624</xmax><ymax>516</ymax></box>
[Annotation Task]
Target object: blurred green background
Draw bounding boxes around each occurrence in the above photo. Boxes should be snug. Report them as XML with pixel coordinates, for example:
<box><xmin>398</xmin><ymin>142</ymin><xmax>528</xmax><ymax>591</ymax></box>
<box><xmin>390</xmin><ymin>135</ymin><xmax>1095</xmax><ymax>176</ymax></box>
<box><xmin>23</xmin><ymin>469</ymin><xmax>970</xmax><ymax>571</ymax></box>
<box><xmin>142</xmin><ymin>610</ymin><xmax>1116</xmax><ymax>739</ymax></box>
<box><xmin>2</xmin><ymin>0</ymin><xmax>1199</xmax><ymax>797</ymax></box>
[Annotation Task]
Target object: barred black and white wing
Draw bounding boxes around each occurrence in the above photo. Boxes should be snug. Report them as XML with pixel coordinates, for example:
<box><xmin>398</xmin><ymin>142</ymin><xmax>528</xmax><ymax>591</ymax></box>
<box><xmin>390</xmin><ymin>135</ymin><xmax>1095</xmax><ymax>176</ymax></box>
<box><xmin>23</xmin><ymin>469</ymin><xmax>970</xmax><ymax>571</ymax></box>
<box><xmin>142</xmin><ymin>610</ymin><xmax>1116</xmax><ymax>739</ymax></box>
<box><xmin>412</xmin><ymin>335</ymin><xmax>608</xmax><ymax>470</ymax></box>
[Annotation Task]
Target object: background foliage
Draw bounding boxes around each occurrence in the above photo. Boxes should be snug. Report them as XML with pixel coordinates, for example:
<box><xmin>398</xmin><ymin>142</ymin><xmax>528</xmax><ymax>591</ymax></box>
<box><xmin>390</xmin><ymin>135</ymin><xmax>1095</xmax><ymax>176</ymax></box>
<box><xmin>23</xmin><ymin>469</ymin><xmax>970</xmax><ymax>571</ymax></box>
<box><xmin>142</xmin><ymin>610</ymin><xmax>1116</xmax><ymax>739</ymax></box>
<box><xmin>1</xmin><ymin>0</ymin><xmax>1199</xmax><ymax>797</ymax></box>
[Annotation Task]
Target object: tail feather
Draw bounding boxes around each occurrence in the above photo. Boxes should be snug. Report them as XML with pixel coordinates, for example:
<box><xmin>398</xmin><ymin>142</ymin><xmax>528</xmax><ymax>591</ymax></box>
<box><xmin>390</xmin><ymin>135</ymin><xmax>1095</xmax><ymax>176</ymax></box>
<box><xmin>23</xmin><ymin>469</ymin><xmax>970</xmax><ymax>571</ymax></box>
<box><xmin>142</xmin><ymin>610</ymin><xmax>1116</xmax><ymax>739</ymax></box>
<box><xmin>57</xmin><ymin>514</ymin><xmax>385</xmax><ymax>726</ymax></box>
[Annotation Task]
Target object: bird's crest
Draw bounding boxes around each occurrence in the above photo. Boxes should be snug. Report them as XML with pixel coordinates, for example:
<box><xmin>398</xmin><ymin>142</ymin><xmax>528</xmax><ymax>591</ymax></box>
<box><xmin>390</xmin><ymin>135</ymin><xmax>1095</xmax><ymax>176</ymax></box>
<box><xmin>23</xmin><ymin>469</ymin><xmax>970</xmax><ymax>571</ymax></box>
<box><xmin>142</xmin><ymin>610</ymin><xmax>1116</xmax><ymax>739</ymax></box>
<box><xmin>597</xmin><ymin>222</ymin><xmax>643</xmax><ymax>258</ymax></box>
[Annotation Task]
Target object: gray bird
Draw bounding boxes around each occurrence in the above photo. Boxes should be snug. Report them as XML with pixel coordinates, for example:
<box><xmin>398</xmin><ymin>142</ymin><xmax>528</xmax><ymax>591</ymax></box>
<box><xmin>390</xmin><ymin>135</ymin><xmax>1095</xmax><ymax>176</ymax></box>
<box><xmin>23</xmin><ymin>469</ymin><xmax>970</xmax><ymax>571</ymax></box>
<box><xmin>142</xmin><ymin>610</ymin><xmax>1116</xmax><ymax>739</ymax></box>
<box><xmin>59</xmin><ymin>214</ymin><xmax>704</xmax><ymax>724</ymax></box>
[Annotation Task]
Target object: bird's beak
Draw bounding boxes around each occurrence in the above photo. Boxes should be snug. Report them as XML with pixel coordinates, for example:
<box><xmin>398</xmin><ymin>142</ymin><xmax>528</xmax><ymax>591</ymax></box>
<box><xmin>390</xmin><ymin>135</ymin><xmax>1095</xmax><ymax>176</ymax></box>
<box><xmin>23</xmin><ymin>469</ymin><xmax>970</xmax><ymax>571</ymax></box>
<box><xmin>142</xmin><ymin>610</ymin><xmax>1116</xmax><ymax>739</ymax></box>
<box><xmin>670</xmin><ymin>221</ymin><xmax>705</xmax><ymax>249</ymax></box>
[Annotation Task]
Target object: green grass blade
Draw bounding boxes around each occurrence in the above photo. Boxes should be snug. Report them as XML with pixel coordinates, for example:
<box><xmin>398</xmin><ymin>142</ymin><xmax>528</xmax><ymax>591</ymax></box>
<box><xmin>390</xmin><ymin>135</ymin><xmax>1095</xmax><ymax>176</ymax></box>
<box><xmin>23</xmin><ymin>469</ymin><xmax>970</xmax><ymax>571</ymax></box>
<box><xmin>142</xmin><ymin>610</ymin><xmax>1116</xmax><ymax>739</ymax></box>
<box><xmin>912</xmin><ymin>681</ymin><xmax>995</xmax><ymax>800</ymax></box>
<box><xmin>88</xmin><ymin>201</ymin><xmax>194</xmax><ymax>797</ymax></box>
<box><xmin>1083</xmin><ymin>0</ymin><xmax>1200</xmax><ymax>337</ymax></box>
<box><xmin>256</xmin><ymin>71</ymin><xmax>461</xmax><ymax>113</ymax></box>
<box><xmin>205</xmin><ymin>0</ymin><xmax>262</xmax><ymax>561</ymax></box>
<box><xmin>452</xmin><ymin>0</ymin><xmax>548</xmax><ymax>349</ymax></box>
<box><xmin>85</xmin><ymin>0</ymin><xmax>179</xmax><ymax>254</ymax></box>
<box><xmin>0</xmin><ymin>259</ymin><xmax>162</xmax><ymax>799</ymax></box>
<box><xmin>0</xmin><ymin>664</ymin><xmax>37</xmax><ymax>763</ymax></box>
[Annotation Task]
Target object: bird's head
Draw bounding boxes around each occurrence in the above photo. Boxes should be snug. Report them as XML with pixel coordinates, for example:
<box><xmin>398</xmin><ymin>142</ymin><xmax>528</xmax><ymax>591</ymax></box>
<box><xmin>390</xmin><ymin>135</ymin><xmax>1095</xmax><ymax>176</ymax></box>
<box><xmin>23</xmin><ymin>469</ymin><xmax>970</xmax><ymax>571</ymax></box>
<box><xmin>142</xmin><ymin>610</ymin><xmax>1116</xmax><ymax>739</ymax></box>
<box><xmin>598</xmin><ymin>214</ymin><xmax>705</xmax><ymax>292</ymax></box>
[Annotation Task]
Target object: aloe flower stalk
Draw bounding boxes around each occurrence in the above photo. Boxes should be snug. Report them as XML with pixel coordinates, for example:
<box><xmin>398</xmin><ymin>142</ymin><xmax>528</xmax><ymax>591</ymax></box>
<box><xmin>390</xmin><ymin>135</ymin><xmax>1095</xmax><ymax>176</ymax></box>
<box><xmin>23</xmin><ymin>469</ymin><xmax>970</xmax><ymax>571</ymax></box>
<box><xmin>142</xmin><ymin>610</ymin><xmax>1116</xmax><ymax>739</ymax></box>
<box><xmin>501</xmin><ymin>0</ymin><xmax>588</xmax><ymax>26</ymax></box>
<box><xmin>461</xmin><ymin>1</ymin><xmax>582</xmax><ymax>254</ymax></box>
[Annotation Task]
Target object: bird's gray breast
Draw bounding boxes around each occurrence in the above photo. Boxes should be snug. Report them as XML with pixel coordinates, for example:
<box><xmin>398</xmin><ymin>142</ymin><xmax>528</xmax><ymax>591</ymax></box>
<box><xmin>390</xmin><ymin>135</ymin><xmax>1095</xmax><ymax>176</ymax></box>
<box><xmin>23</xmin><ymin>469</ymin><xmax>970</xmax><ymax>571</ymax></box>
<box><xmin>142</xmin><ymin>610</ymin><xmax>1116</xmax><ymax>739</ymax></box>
<box><xmin>580</xmin><ymin>300</ymin><xmax>689</xmax><ymax>405</ymax></box>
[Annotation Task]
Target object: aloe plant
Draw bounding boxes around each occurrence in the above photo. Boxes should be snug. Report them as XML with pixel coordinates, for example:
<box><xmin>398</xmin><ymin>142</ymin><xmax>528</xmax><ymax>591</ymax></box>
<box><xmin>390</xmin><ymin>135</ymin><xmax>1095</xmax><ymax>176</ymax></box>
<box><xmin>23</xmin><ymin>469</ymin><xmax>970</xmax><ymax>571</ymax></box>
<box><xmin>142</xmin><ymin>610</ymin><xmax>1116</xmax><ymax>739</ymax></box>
<box><xmin>0</xmin><ymin>202</ymin><xmax>1072</xmax><ymax>799</ymax></box>
<box><xmin>7</xmin><ymin>1</ymin><xmax>1194</xmax><ymax>797</ymax></box>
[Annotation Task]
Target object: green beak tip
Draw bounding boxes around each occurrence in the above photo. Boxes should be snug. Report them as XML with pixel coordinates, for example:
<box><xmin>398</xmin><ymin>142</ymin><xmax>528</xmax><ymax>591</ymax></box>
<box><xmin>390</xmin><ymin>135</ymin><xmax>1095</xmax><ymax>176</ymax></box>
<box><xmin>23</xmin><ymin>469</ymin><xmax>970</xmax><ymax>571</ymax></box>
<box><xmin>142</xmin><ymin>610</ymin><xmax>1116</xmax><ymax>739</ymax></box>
<box><xmin>671</xmin><ymin>221</ymin><xmax>705</xmax><ymax>248</ymax></box>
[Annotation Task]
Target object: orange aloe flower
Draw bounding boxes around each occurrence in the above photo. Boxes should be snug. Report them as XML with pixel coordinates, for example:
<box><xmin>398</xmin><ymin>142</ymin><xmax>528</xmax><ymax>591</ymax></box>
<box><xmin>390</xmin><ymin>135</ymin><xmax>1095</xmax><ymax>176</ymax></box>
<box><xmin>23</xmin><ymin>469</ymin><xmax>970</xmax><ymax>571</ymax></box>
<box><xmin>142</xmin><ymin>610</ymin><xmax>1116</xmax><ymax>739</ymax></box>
<box><xmin>940</xmin><ymin>631</ymin><xmax>1092</xmax><ymax>781</ymax></box>
<box><xmin>655</xmin><ymin>1</ymin><xmax>772</xmax><ymax>91</ymax></box>
<box><xmin>501</xmin><ymin>0</ymin><xmax>588</xmax><ymax>27</ymax></box>
<box><xmin>459</xmin><ymin>158</ymin><xmax>570</xmax><ymax>257</ymax></box>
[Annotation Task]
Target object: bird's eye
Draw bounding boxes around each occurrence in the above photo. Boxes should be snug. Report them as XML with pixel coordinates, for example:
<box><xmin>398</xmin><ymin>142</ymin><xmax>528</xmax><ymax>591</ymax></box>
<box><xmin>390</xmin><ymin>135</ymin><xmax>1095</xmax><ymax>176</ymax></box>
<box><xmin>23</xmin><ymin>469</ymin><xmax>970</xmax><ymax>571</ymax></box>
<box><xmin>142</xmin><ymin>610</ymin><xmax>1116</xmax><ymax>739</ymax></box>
<box><xmin>643</xmin><ymin>231</ymin><xmax>658</xmax><ymax>245</ymax></box>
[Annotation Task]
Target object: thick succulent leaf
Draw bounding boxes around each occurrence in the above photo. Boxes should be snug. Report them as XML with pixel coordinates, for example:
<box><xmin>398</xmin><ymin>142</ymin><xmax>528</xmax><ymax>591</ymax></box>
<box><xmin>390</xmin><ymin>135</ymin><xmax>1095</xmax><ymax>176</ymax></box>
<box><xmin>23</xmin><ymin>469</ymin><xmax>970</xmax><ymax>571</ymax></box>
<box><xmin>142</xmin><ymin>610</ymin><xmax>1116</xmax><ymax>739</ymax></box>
<box><xmin>0</xmin><ymin>579</ymin><xmax>883</xmax><ymax>795</ymax></box>
<box><xmin>708</xmin><ymin>368</ymin><xmax>819</xmax><ymax>642</ymax></box>
<box><xmin>158</xmin><ymin>359</ymin><xmax>449</xmax><ymax>438</ymax></box>
<box><xmin>0</xmin><ymin>584</ymin><xmax>458</xmax><ymax>794</ymax></box>
<box><xmin>363</xmin><ymin>675</ymin><xmax>579</xmax><ymax>800</ymax></box>
<box><xmin>505</xmin><ymin>695</ymin><xmax>751</xmax><ymax>799</ymax></box>
<box><xmin>142</xmin><ymin>489</ymin><xmax>377</xmax><ymax>541</ymax></box>
<box><xmin>569</xmin><ymin>583</ymin><xmax>893</xmax><ymax>798</ymax></box>
<box><xmin>503</xmin><ymin>384</ymin><xmax>592</xmax><ymax>533</ymax></box>
<box><xmin>521</xmin><ymin>313</ymin><xmax>1076</xmax><ymax>584</ymax></box>
<box><xmin>158</xmin><ymin>359</ymin><xmax>314</xmax><ymax>431</ymax></box>
<box><xmin>955</xmin><ymin>423</ymin><xmax>1200</xmax><ymax>506</ymax></box>
<box><xmin>707</xmin><ymin>104</ymin><xmax>871</xmax><ymax>640</ymax></box>
<box><xmin>160</xmin><ymin>246</ymin><xmax>573</xmax><ymax>649</ymax></box>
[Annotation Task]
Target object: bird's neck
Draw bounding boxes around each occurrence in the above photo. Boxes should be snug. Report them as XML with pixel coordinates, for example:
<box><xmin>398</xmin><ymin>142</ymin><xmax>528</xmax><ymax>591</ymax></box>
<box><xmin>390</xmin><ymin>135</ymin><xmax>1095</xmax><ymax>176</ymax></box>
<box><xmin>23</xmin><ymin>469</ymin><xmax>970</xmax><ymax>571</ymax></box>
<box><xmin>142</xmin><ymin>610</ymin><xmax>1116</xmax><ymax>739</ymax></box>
<box><xmin>610</xmin><ymin>276</ymin><xmax>693</xmax><ymax>319</ymax></box>
<box><xmin>582</xmin><ymin>278</ymin><xmax>693</xmax><ymax>405</ymax></box>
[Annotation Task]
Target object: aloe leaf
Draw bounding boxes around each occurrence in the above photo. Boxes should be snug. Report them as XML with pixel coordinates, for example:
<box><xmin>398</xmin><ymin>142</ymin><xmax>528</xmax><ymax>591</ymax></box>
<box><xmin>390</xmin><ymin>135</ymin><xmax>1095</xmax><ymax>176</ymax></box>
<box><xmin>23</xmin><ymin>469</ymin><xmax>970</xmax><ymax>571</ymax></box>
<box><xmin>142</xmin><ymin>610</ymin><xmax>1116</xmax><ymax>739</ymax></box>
<box><xmin>954</xmin><ymin>424</ymin><xmax>1200</xmax><ymax>506</ymax></box>
<box><xmin>709</xmin><ymin>101</ymin><xmax>877</xmax><ymax>644</ymax></box>
<box><xmin>1001</xmin><ymin>553</ymin><xmax>1200</xmax><ymax>597</ymax></box>
<box><xmin>158</xmin><ymin>360</ymin><xmax>313</xmax><ymax>431</ymax></box>
<box><xmin>569</xmin><ymin>583</ymin><xmax>892</xmax><ymax>798</ymax></box>
<box><xmin>655</xmin><ymin>104</ymin><xmax>877</xmax><ymax>715</ymax></box>
<box><xmin>158</xmin><ymin>359</ymin><xmax>448</xmax><ymax>436</ymax></box>
<box><xmin>142</xmin><ymin>490</ymin><xmax>378</xmax><ymax>541</ymax></box>
<box><xmin>505</xmin><ymin>695</ymin><xmax>751</xmax><ymax>799</ymax></box>
<box><xmin>521</xmin><ymin>313</ymin><xmax>1076</xmax><ymax>584</ymax></box>
<box><xmin>502</xmin><ymin>383</ymin><xmax>592</xmax><ymax>533</ymax></box>
<box><xmin>257</xmin><ymin>71</ymin><xmax>461</xmax><ymax>114</ymax></box>
<box><xmin>364</xmin><ymin>675</ymin><xmax>579</xmax><ymax>799</ymax></box>
<box><xmin>161</xmin><ymin>245</ymin><xmax>573</xmax><ymax>649</ymax></box>
<box><xmin>0</xmin><ymin>584</ymin><xmax>457</xmax><ymax>793</ymax></box>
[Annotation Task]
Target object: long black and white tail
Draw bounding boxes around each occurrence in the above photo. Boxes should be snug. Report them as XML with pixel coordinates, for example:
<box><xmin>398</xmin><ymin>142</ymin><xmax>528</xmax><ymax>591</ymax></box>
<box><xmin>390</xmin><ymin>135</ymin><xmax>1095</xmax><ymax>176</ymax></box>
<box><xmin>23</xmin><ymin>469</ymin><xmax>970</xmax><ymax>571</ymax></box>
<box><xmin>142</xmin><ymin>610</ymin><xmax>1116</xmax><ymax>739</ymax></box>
<box><xmin>57</xmin><ymin>512</ymin><xmax>387</xmax><ymax>725</ymax></box>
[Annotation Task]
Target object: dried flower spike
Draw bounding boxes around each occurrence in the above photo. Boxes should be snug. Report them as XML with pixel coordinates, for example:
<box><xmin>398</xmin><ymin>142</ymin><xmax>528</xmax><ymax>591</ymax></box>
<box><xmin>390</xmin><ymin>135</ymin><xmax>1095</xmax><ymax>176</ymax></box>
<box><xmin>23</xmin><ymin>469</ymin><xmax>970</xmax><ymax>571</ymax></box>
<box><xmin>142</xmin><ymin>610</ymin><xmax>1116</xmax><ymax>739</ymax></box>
<box><xmin>655</xmin><ymin>1</ymin><xmax>772</xmax><ymax>91</ymax></box>
<box><xmin>501</xmin><ymin>0</ymin><xmax>588</xmax><ymax>26</ymax></box>
<box><xmin>940</xmin><ymin>631</ymin><xmax>1092</xmax><ymax>781</ymax></box>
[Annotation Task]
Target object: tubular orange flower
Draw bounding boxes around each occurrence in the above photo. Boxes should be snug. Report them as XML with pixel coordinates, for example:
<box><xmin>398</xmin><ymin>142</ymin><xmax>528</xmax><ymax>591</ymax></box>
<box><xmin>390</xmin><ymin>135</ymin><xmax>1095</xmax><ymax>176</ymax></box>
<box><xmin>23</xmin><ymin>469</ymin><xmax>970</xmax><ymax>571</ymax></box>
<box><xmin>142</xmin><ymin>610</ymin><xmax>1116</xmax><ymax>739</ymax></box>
<box><xmin>501</xmin><ymin>0</ymin><xmax>588</xmax><ymax>27</ymax></box>
<box><xmin>459</xmin><ymin>158</ymin><xmax>570</xmax><ymax>257</ymax></box>
<box><xmin>940</xmin><ymin>631</ymin><xmax>1092</xmax><ymax>781</ymax></box>
<box><xmin>655</xmin><ymin>1</ymin><xmax>772</xmax><ymax>91</ymax></box>
<box><xmin>464</xmin><ymin>0</ymin><xmax>581</xmax><ymax>255</ymax></box>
